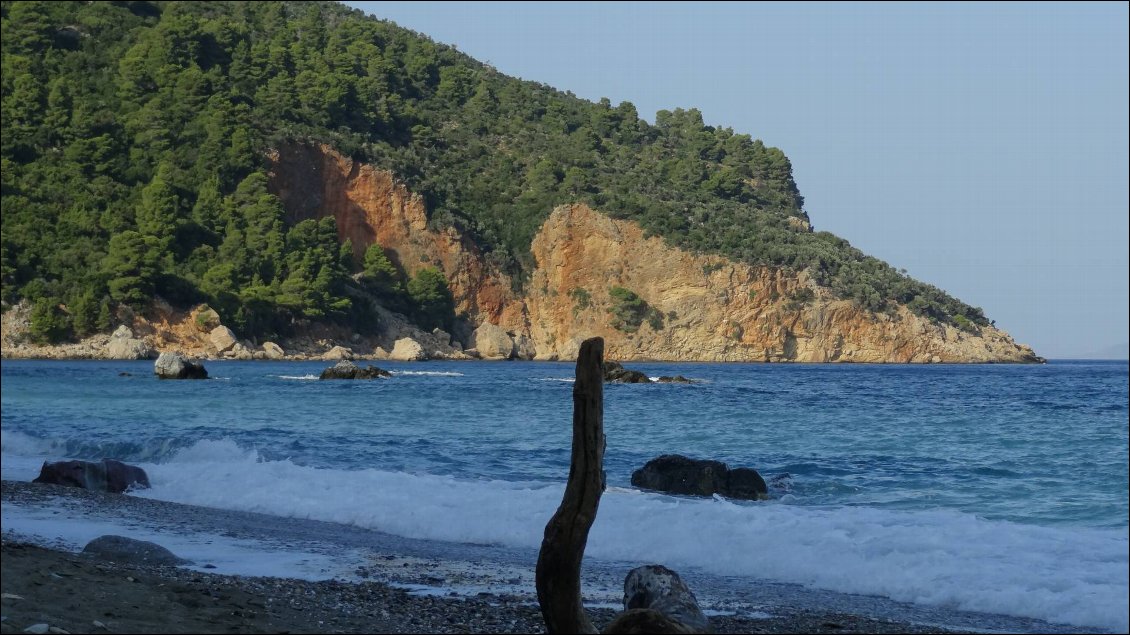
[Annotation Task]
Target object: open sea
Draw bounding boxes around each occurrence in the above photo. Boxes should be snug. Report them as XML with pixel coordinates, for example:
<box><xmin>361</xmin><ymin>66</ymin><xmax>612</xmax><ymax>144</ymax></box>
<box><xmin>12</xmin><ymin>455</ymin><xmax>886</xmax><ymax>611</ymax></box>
<box><xmin>1</xmin><ymin>359</ymin><xmax>1127</xmax><ymax>632</ymax></box>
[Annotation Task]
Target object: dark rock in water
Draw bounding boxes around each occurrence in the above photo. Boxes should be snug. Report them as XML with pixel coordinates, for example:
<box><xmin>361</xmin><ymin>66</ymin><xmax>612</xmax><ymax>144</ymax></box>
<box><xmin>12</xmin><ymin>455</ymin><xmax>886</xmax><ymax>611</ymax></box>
<box><xmin>82</xmin><ymin>535</ymin><xmax>191</xmax><ymax>566</ymax></box>
<box><xmin>631</xmin><ymin>454</ymin><xmax>728</xmax><ymax>496</ymax></box>
<box><xmin>631</xmin><ymin>454</ymin><xmax>768</xmax><ymax>500</ymax></box>
<box><xmin>725</xmin><ymin>467</ymin><xmax>769</xmax><ymax>500</ymax></box>
<box><xmin>319</xmin><ymin>360</ymin><xmax>391</xmax><ymax>380</ymax></box>
<box><xmin>604</xmin><ymin>564</ymin><xmax>709</xmax><ymax>633</ymax></box>
<box><xmin>604</xmin><ymin>361</ymin><xmax>651</xmax><ymax>383</ymax></box>
<box><xmin>153</xmin><ymin>352</ymin><xmax>208</xmax><ymax>379</ymax></box>
<box><xmin>32</xmin><ymin>459</ymin><xmax>150</xmax><ymax>493</ymax></box>
<box><xmin>118</xmin><ymin>372</ymin><xmax>132</xmax><ymax>377</ymax></box>
<box><xmin>605</xmin><ymin>363</ymin><xmax>695</xmax><ymax>384</ymax></box>
<box><xmin>768</xmin><ymin>472</ymin><xmax>792</xmax><ymax>490</ymax></box>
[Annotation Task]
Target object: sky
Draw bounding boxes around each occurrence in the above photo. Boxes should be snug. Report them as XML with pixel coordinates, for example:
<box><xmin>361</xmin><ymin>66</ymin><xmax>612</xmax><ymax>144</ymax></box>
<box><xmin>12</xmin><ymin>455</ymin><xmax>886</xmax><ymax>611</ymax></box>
<box><xmin>346</xmin><ymin>1</ymin><xmax>1129</xmax><ymax>359</ymax></box>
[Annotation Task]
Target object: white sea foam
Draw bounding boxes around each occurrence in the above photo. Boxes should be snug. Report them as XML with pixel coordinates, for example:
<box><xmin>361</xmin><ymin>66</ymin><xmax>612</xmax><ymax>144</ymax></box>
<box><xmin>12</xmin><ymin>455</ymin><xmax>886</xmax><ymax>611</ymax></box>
<box><xmin>392</xmin><ymin>371</ymin><xmax>465</xmax><ymax>377</ymax></box>
<box><xmin>534</xmin><ymin>378</ymin><xmax>575</xmax><ymax>383</ymax></box>
<box><xmin>129</xmin><ymin>439</ymin><xmax>1129</xmax><ymax>633</ymax></box>
<box><xmin>275</xmin><ymin>374</ymin><xmax>320</xmax><ymax>380</ymax></box>
<box><xmin>1</xmin><ymin>503</ymin><xmax>348</xmax><ymax>581</ymax></box>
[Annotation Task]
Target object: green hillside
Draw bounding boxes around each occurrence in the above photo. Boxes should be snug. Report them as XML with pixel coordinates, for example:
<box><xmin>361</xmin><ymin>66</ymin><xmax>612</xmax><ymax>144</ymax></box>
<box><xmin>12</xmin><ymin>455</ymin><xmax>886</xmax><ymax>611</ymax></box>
<box><xmin>0</xmin><ymin>0</ymin><xmax>989</xmax><ymax>343</ymax></box>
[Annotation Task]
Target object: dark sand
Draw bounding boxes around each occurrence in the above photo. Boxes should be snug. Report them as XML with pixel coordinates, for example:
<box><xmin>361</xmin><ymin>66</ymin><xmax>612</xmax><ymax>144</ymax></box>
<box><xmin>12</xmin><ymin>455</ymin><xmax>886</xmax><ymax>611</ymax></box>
<box><xmin>0</xmin><ymin>480</ymin><xmax>971</xmax><ymax>633</ymax></box>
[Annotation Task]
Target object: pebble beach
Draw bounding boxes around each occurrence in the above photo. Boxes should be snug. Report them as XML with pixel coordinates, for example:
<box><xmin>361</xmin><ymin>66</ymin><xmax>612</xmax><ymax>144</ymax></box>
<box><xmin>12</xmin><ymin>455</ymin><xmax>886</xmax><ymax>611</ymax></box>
<box><xmin>0</xmin><ymin>481</ymin><xmax>959</xmax><ymax>635</ymax></box>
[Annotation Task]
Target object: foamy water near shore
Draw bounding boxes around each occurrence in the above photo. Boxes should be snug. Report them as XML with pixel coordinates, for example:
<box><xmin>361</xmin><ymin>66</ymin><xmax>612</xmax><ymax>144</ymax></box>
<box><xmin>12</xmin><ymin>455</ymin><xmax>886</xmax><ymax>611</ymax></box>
<box><xmin>0</xmin><ymin>480</ymin><xmax>1111</xmax><ymax>634</ymax></box>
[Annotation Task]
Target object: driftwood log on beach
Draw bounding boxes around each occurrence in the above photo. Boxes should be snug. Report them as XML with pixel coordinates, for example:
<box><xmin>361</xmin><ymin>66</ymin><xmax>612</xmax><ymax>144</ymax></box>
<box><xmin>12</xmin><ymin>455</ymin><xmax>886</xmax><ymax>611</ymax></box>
<box><xmin>536</xmin><ymin>337</ymin><xmax>709</xmax><ymax>634</ymax></box>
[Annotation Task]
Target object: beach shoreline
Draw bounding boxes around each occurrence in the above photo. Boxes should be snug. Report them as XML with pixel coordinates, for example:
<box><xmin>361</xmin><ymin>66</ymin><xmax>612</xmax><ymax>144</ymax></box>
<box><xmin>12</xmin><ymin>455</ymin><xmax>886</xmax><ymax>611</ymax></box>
<box><xmin>0</xmin><ymin>480</ymin><xmax>971</xmax><ymax>634</ymax></box>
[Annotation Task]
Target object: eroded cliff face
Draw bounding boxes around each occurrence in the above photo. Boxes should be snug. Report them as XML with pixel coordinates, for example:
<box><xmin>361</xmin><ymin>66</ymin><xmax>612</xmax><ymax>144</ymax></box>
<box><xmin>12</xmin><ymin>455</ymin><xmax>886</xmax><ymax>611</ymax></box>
<box><xmin>267</xmin><ymin>144</ymin><xmax>527</xmax><ymax>329</ymax></box>
<box><xmin>526</xmin><ymin>205</ymin><xmax>1039</xmax><ymax>363</ymax></box>
<box><xmin>266</xmin><ymin>144</ymin><xmax>1040</xmax><ymax>363</ymax></box>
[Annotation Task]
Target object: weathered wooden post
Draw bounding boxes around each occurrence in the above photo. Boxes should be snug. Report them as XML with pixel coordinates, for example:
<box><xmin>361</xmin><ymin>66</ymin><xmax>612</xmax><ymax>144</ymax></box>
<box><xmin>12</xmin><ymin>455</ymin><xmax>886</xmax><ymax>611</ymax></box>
<box><xmin>535</xmin><ymin>336</ymin><xmax>710</xmax><ymax>634</ymax></box>
<box><xmin>536</xmin><ymin>336</ymin><xmax>605</xmax><ymax>635</ymax></box>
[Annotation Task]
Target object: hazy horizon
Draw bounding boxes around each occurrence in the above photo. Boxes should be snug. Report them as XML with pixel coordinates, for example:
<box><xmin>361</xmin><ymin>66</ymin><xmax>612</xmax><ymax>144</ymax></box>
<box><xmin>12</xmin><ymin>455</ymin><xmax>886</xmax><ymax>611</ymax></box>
<box><xmin>346</xmin><ymin>1</ymin><xmax>1129</xmax><ymax>359</ymax></box>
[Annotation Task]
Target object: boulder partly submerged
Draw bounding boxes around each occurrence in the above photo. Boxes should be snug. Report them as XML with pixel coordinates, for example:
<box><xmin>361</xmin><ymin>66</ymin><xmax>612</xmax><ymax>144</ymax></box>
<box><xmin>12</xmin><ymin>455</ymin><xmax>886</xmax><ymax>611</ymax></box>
<box><xmin>154</xmin><ymin>352</ymin><xmax>208</xmax><ymax>379</ymax></box>
<box><xmin>631</xmin><ymin>454</ymin><xmax>768</xmax><ymax>500</ymax></box>
<box><xmin>319</xmin><ymin>360</ymin><xmax>391</xmax><ymax>380</ymax></box>
<box><xmin>32</xmin><ymin>459</ymin><xmax>150</xmax><ymax>494</ymax></box>
<box><xmin>655</xmin><ymin>375</ymin><xmax>693</xmax><ymax>384</ymax></box>
<box><xmin>604</xmin><ymin>360</ymin><xmax>651</xmax><ymax>383</ymax></box>
<box><xmin>605</xmin><ymin>361</ymin><xmax>695</xmax><ymax>384</ymax></box>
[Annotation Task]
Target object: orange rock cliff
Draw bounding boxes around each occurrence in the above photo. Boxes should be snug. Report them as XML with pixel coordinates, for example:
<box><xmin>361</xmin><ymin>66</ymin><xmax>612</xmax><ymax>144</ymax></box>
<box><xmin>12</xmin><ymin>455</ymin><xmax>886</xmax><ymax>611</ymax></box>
<box><xmin>266</xmin><ymin>143</ymin><xmax>1041</xmax><ymax>363</ymax></box>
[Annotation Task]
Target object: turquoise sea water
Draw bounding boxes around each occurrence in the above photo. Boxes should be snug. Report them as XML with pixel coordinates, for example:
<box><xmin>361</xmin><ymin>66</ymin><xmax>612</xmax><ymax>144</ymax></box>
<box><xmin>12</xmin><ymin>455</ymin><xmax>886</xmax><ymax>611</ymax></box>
<box><xmin>2</xmin><ymin>359</ymin><xmax>1127</xmax><ymax>631</ymax></box>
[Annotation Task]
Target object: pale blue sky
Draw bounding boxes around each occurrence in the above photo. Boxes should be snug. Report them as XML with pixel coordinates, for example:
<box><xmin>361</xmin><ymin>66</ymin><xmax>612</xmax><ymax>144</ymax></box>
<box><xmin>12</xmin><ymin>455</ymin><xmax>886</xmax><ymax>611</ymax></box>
<box><xmin>346</xmin><ymin>1</ymin><xmax>1129</xmax><ymax>359</ymax></box>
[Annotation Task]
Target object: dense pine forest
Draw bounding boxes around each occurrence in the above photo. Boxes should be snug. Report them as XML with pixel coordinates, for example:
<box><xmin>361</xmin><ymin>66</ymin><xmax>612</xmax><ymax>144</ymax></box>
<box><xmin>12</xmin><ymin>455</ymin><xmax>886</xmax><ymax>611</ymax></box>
<box><xmin>0</xmin><ymin>0</ymin><xmax>989</xmax><ymax>344</ymax></box>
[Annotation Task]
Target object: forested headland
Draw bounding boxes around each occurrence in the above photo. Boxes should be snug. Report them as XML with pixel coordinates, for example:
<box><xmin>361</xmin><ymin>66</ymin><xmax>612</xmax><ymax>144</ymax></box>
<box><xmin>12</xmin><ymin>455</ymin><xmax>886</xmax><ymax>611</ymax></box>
<box><xmin>1</xmin><ymin>0</ymin><xmax>990</xmax><ymax>345</ymax></box>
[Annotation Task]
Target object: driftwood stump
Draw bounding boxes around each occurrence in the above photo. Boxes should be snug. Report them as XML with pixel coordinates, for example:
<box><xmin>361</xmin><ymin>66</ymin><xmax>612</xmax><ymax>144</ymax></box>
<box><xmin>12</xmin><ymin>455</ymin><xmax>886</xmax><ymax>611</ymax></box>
<box><xmin>535</xmin><ymin>337</ymin><xmax>710</xmax><ymax>634</ymax></box>
<box><xmin>536</xmin><ymin>337</ymin><xmax>605</xmax><ymax>634</ymax></box>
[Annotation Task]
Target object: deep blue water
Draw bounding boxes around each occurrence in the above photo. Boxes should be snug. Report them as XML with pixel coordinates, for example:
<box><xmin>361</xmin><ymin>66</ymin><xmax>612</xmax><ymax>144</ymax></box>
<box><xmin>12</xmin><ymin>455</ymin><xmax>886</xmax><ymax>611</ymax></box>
<box><xmin>2</xmin><ymin>359</ymin><xmax>1128</xmax><ymax>631</ymax></box>
<box><xmin>3</xmin><ymin>359</ymin><xmax>1126</xmax><ymax>527</ymax></box>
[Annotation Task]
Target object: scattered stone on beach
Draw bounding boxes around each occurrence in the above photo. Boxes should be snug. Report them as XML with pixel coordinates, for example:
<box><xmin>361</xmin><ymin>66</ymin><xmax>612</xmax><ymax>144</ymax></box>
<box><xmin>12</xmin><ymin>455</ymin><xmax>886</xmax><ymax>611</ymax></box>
<box><xmin>604</xmin><ymin>360</ymin><xmax>651</xmax><ymax>383</ymax></box>
<box><xmin>22</xmin><ymin>624</ymin><xmax>50</xmax><ymax>634</ymax></box>
<box><xmin>631</xmin><ymin>454</ymin><xmax>768</xmax><ymax>500</ymax></box>
<box><xmin>32</xmin><ymin>459</ymin><xmax>150</xmax><ymax>494</ymax></box>
<box><xmin>319</xmin><ymin>360</ymin><xmax>391</xmax><ymax>380</ymax></box>
<box><xmin>608</xmin><ymin>564</ymin><xmax>710</xmax><ymax>634</ymax></box>
<box><xmin>153</xmin><ymin>352</ymin><xmax>207</xmax><ymax>379</ymax></box>
<box><xmin>82</xmin><ymin>535</ymin><xmax>190</xmax><ymax>567</ymax></box>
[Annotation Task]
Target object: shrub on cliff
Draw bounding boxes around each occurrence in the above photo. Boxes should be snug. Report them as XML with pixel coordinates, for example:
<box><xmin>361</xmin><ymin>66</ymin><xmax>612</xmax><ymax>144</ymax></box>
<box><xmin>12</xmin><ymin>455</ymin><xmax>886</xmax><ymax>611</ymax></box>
<box><xmin>407</xmin><ymin>267</ymin><xmax>455</xmax><ymax>332</ymax></box>
<box><xmin>608</xmin><ymin>286</ymin><xmax>663</xmax><ymax>333</ymax></box>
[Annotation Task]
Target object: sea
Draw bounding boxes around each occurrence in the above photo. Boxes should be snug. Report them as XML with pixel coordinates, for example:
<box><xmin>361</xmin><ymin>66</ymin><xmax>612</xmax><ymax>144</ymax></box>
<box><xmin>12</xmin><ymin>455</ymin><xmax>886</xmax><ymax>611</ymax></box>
<box><xmin>1</xmin><ymin>359</ymin><xmax>1127</xmax><ymax>633</ymax></box>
